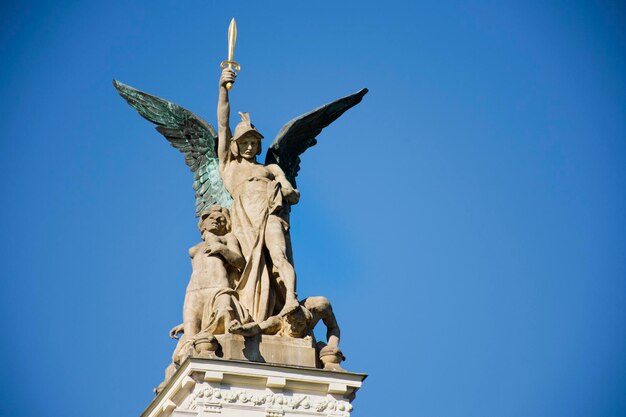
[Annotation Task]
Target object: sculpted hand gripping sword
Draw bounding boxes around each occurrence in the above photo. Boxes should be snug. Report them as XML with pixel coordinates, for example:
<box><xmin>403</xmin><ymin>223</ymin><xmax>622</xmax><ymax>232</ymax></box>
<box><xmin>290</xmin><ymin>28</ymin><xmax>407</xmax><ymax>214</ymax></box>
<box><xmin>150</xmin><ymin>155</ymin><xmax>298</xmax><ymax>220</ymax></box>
<box><xmin>220</xmin><ymin>18</ymin><xmax>240</xmax><ymax>90</ymax></box>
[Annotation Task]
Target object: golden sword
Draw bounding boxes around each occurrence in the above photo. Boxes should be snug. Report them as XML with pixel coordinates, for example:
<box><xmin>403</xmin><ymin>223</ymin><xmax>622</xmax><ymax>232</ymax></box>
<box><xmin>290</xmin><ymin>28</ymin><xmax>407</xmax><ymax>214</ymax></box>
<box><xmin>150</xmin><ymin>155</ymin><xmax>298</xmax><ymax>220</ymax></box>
<box><xmin>220</xmin><ymin>18</ymin><xmax>240</xmax><ymax>90</ymax></box>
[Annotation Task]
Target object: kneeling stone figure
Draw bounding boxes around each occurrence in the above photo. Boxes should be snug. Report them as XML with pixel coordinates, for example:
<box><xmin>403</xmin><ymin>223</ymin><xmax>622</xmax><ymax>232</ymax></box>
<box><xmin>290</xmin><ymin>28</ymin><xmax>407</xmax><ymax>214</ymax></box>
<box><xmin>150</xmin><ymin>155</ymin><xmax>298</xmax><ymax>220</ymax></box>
<box><xmin>157</xmin><ymin>206</ymin><xmax>252</xmax><ymax>393</ymax></box>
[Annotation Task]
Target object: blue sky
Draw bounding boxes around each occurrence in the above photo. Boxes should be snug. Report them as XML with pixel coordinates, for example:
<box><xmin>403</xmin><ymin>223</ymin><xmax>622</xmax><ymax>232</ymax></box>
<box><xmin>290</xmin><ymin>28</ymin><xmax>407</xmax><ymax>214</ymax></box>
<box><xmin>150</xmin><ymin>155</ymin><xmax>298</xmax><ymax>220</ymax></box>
<box><xmin>1</xmin><ymin>1</ymin><xmax>625</xmax><ymax>416</ymax></box>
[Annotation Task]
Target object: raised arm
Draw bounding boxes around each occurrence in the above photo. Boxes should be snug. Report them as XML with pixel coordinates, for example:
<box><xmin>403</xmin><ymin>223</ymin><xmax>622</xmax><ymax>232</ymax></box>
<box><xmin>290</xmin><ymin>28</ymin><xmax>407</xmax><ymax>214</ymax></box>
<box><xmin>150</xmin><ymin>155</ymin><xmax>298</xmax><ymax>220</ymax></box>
<box><xmin>217</xmin><ymin>68</ymin><xmax>236</xmax><ymax>169</ymax></box>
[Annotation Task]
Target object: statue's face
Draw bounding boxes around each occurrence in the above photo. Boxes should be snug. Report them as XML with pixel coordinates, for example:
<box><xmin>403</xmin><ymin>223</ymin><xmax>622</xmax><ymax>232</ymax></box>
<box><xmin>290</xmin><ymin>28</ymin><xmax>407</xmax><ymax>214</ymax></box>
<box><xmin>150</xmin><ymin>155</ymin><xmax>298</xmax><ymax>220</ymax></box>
<box><xmin>201</xmin><ymin>211</ymin><xmax>228</xmax><ymax>236</ymax></box>
<box><xmin>237</xmin><ymin>135</ymin><xmax>260</xmax><ymax>160</ymax></box>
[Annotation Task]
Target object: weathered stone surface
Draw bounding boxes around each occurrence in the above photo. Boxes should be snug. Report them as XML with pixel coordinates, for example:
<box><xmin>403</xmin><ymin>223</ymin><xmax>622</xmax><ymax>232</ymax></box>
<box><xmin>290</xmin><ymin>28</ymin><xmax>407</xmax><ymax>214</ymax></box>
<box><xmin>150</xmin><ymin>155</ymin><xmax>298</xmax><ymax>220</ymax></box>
<box><xmin>214</xmin><ymin>334</ymin><xmax>317</xmax><ymax>367</ymax></box>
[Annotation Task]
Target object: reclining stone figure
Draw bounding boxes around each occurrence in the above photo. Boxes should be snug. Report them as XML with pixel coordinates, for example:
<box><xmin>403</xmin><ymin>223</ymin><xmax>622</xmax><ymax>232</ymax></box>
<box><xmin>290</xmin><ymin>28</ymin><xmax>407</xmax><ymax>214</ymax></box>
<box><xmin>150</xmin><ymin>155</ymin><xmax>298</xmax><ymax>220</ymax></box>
<box><xmin>229</xmin><ymin>296</ymin><xmax>345</xmax><ymax>370</ymax></box>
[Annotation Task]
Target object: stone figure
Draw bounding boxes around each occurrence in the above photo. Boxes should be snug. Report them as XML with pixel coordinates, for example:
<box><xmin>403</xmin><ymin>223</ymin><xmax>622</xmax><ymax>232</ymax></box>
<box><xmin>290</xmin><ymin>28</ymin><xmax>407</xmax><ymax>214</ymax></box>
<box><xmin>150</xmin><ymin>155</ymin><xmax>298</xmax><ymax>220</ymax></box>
<box><xmin>177</xmin><ymin>206</ymin><xmax>250</xmax><ymax>353</ymax></box>
<box><xmin>113</xmin><ymin>53</ymin><xmax>367</xmax><ymax>378</ymax></box>
<box><xmin>113</xmin><ymin>74</ymin><xmax>366</xmax><ymax>324</ymax></box>
<box><xmin>229</xmin><ymin>296</ymin><xmax>345</xmax><ymax>370</ymax></box>
<box><xmin>216</xmin><ymin>68</ymin><xmax>301</xmax><ymax>321</ymax></box>
<box><xmin>157</xmin><ymin>206</ymin><xmax>252</xmax><ymax>393</ymax></box>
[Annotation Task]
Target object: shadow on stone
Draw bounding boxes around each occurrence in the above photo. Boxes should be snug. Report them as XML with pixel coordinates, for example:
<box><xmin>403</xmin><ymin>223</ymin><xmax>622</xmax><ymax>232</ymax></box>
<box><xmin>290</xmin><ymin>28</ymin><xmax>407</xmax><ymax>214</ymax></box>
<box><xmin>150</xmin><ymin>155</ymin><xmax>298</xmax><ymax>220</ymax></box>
<box><xmin>242</xmin><ymin>334</ymin><xmax>265</xmax><ymax>363</ymax></box>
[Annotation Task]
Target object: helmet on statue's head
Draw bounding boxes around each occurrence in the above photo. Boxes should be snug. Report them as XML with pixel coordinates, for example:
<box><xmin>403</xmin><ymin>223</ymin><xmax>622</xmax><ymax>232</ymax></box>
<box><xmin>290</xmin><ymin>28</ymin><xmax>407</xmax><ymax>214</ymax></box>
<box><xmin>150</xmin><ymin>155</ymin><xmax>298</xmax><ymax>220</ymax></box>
<box><xmin>232</xmin><ymin>112</ymin><xmax>263</xmax><ymax>141</ymax></box>
<box><xmin>230</xmin><ymin>112</ymin><xmax>263</xmax><ymax>157</ymax></box>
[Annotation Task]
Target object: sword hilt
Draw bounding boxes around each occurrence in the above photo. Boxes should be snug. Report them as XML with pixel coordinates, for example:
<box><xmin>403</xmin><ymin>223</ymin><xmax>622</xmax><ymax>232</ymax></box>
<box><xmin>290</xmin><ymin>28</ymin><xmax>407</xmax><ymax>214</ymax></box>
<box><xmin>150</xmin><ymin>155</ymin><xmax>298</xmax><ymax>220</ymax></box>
<box><xmin>220</xmin><ymin>60</ymin><xmax>240</xmax><ymax>91</ymax></box>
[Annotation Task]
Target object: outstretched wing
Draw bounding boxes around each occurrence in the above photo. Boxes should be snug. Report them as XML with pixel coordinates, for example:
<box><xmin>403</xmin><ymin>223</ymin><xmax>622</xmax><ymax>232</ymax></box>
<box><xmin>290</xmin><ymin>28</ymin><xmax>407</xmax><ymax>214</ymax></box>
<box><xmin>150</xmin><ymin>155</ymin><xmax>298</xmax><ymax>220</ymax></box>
<box><xmin>113</xmin><ymin>80</ymin><xmax>232</xmax><ymax>215</ymax></box>
<box><xmin>264</xmin><ymin>88</ymin><xmax>368</xmax><ymax>187</ymax></box>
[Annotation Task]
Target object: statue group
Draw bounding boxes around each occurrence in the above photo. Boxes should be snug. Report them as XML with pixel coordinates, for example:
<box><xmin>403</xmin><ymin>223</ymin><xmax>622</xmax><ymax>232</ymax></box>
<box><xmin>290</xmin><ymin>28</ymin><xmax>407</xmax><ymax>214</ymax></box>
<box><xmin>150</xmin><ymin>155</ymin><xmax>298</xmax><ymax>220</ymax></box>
<box><xmin>114</xmin><ymin>38</ymin><xmax>367</xmax><ymax>393</ymax></box>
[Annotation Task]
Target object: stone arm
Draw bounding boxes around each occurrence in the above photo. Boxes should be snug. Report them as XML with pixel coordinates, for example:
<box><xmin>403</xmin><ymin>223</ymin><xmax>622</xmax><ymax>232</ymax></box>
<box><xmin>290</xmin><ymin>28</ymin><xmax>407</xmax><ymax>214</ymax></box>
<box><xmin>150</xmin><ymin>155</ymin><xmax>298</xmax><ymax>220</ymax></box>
<box><xmin>321</xmin><ymin>309</ymin><xmax>340</xmax><ymax>348</ymax></box>
<box><xmin>206</xmin><ymin>234</ymin><xmax>245</xmax><ymax>271</ymax></box>
<box><xmin>303</xmin><ymin>297</ymin><xmax>340</xmax><ymax>348</ymax></box>
<box><xmin>217</xmin><ymin>68</ymin><xmax>235</xmax><ymax>169</ymax></box>
<box><xmin>229</xmin><ymin>316</ymin><xmax>282</xmax><ymax>337</ymax></box>
<box><xmin>269</xmin><ymin>164</ymin><xmax>300</xmax><ymax>205</ymax></box>
<box><xmin>222</xmin><ymin>233</ymin><xmax>246</xmax><ymax>271</ymax></box>
<box><xmin>258</xmin><ymin>316</ymin><xmax>283</xmax><ymax>335</ymax></box>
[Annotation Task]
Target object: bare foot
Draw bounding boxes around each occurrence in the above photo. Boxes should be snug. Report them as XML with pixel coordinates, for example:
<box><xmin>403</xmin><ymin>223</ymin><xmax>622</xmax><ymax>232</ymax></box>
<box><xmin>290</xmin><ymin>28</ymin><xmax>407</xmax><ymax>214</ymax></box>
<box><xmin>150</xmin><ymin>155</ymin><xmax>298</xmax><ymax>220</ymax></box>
<box><xmin>229</xmin><ymin>322</ymin><xmax>260</xmax><ymax>337</ymax></box>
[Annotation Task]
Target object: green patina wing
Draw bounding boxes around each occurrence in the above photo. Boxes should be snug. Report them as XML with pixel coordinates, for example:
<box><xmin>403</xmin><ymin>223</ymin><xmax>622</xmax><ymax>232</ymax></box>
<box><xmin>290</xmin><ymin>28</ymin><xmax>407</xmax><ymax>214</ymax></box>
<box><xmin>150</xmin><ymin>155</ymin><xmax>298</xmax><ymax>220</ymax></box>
<box><xmin>264</xmin><ymin>88</ymin><xmax>368</xmax><ymax>187</ymax></box>
<box><xmin>113</xmin><ymin>80</ymin><xmax>232</xmax><ymax>215</ymax></box>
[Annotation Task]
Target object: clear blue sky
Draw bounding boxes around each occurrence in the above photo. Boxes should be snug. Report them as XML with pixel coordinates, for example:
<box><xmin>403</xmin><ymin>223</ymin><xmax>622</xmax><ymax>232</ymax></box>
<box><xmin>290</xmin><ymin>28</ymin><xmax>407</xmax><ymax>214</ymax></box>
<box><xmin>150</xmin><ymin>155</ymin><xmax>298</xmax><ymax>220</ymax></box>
<box><xmin>1</xmin><ymin>1</ymin><xmax>625</xmax><ymax>416</ymax></box>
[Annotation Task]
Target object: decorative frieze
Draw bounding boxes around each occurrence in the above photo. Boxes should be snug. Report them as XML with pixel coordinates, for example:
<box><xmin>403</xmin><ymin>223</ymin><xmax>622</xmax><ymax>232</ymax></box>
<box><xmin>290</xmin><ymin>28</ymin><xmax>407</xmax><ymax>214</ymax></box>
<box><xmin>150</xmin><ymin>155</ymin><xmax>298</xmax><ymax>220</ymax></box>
<box><xmin>180</xmin><ymin>384</ymin><xmax>352</xmax><ymax>416</ymax></box>
<box><xmin>142</xmin><ymin>358</ymin><xmax>365</xmax><ymax>417</ymax></box>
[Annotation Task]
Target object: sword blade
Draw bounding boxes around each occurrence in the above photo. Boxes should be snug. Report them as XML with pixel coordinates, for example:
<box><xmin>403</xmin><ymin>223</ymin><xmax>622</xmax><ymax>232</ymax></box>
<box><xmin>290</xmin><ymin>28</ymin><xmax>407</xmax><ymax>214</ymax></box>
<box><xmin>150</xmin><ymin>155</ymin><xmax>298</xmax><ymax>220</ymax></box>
<box><xmin>227</xmin><ymin>18</ymin><xmax>237</xmax><ymax>63</ymax></box>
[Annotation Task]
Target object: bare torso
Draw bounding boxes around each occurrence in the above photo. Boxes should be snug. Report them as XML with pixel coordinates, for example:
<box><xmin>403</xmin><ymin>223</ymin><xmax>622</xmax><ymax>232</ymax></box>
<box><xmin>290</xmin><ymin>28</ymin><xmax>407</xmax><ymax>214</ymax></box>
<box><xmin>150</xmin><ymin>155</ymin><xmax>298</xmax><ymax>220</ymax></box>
<box><xmin>187</xmin><ymin>240</ymin><xmax>230</xmax><ymax>291</ymax></box>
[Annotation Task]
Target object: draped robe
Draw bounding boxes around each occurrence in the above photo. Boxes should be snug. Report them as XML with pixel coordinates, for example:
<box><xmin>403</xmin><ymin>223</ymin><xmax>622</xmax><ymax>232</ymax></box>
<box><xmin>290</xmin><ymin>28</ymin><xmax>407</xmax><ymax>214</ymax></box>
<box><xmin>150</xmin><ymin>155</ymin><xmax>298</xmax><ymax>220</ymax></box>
<box><xmin>225</xmin><ymin>174</ymin><xmax>286</xmax><ymax>322</ymax></box>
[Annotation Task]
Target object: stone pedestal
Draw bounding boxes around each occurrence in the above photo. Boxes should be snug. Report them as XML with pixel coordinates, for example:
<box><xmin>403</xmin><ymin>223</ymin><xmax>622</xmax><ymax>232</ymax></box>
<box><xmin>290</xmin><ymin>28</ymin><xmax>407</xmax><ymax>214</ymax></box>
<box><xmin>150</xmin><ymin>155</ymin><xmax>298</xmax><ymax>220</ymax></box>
<box><xmin>214</xmin><ymin>334</ymin><xmax>318</xmax><ymax>367</ymax></box>
<box><xmin>142</xmin><ymin>358</ymin><xmax>367</xmax><ymax>417</ymax></box>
